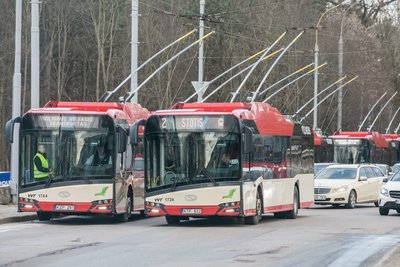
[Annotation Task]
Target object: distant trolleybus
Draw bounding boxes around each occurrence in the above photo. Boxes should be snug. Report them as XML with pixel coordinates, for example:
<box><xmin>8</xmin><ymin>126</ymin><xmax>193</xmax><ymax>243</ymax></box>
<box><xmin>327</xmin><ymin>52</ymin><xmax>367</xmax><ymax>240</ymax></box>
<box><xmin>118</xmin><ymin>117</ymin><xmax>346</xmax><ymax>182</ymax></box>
<box><xmin>6</xmin><ymin>101</ymin><xmax>149</xmax><ymax>221</ymax></box>
<box><xmin>131</xmin><ymin>102</ymin><xmax>314</xmax><ymax>225</ymax></box>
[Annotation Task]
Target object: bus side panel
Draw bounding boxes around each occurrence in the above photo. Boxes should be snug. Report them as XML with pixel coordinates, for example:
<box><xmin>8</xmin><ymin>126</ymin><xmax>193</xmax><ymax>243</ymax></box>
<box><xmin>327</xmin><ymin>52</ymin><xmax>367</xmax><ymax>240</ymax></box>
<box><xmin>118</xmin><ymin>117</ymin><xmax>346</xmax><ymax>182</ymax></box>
<box><xmin>114</xmin><ymin>173</ymin><xmax>127</xmax><ymax>214</ymax></box>
<box><xmin>242</xmin><ymin>178</ymin><xmax>262</xmax><ymax>216</ymax></box>
<box><xmin>262</xmin><ymin>178</ymin><xmax>294</xmax><ymax>213</ymax></box>
<box><xmin>262</xmin><ymin>174</ymin><xmax>313</xmax><ymax>213</ymax></box>
<box><xmin>132</xmin><ymin>175</ymin><xmax>145</xmax><ymax>211</ymax></box>
<box><xmin>297</xmin><ymin>173</ymin><xmax>314</xmax><ymax>208</ymax></box>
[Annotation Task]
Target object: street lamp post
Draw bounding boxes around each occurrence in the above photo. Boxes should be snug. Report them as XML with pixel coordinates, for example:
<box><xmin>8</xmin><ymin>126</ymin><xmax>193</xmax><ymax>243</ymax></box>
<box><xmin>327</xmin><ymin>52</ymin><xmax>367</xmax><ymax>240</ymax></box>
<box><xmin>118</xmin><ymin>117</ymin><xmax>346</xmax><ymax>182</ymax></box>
<box><xmin>338</xmin><ymin>3</ymin><xmax>358</xmax><ymax>131</ymax></box>
<box><xmin>314</xmin><ymin>4</ymin><xmax>340</xmax><ymax>130</ymax></box>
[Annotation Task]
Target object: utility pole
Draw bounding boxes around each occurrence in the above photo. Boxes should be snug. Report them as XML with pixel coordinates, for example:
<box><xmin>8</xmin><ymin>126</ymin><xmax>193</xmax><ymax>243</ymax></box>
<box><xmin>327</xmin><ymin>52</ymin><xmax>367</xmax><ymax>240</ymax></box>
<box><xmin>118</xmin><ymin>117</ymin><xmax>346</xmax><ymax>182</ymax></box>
<box><xmin>31</xmin><ymin>0</ymin><xmax>40</xmax><ymax>108</ymax></box>
<box><xmin>314</xmin><ymin>4</ymin><xmax>341</xmax><ymax>129</ymax></box>
<box><xmin>11</xmin><ymin>0</ymin><xmax>23</xmax><ymax>204</ymax></box>
<box><xmin>337</xmin><ymin>33</ymin><xmax>343</xmax><ymax>131</ymax></box>
<box><xmin>130</xmin><ymin>0</ymin><xmax>139</xmax><ymax>103</ymax></box>
<box><xmin>191</xmin><ymin>0</ymin><xmax>210</xmax><ymax>102</ymax></box>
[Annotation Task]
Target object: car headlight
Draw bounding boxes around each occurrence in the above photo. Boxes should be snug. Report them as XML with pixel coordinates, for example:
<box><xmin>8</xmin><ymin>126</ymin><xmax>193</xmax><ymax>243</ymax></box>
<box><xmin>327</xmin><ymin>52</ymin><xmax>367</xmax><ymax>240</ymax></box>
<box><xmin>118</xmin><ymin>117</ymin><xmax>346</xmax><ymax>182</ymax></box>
<box><xmin>332</xmin><ymin>185</ymin><xmax>348</xmax><ymax>193</ymax></box>
<box><xmin>380</xmin><ymin>187</ymin><xmax>389</xmax><ymax>197</ymax></box>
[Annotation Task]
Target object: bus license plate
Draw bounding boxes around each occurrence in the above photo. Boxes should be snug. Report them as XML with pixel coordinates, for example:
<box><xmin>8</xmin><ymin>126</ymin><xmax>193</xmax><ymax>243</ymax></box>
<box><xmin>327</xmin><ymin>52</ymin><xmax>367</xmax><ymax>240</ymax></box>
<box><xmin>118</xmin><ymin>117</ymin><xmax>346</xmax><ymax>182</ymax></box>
<box><xmin>54</xmin><ymin>205</ymin><xmax>75</xmax><ymax>211</ymax></box>
<box><xmin>315</xmin><ymin>195</ymin><xmax>326</xmax><ymax>201</ymax></box>
<box><xmin>181</xmin><ymin>208</ymin><xmax>202</xmax><ymax>215</ymax></box>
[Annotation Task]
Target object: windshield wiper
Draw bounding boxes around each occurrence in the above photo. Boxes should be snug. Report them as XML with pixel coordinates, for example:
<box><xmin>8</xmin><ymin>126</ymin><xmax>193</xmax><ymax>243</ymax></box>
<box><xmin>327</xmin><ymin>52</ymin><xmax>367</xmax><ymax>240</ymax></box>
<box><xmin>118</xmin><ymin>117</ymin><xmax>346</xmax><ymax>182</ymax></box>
<box><xmin>196</xmin><ymin>167</ymin><xmax>218</xmax><ymax>186</ymax></box>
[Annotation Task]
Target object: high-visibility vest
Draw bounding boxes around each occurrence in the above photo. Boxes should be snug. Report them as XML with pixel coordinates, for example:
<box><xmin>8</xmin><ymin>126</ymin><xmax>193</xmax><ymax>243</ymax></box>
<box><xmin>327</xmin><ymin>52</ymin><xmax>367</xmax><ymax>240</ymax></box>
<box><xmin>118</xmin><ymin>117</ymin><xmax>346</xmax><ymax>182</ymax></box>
<box><xmin>33</xmin><ymin>153</ymin><xmax>49</xmax><ymax>179</ymax></box>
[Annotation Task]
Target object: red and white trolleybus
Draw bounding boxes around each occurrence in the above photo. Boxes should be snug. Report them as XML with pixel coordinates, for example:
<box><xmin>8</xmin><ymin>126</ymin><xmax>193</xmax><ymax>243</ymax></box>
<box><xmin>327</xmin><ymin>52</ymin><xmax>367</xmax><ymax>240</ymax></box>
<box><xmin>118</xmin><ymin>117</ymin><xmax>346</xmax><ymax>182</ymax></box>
<box><xmin>131</xmin><ymin>102</ymin><xmax>314</xmax><ymax>225</ymax></box>
<box><xmin>6</xmin><ymin>101</ymin><xmax>149</xmax><ymax>221</ymax></box>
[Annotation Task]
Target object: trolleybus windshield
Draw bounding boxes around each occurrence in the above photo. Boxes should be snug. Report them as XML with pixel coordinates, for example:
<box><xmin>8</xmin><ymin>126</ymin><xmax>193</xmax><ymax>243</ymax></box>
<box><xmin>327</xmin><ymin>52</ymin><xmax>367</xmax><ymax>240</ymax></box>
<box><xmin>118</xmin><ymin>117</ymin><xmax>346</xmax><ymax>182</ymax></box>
<box><xmin>19</xmin><ymin>114</ymin><xmax>115</xmax><ymax>188</ymax></box>
<box><xmin>333</xmin><ymin>139</ymin><xmax>369</xmax><ymax>164</ymax></box>
<box><xmin>145</xmin><ymin>115</ymin><xmax>241</xmax><ymax>192</ymax></box>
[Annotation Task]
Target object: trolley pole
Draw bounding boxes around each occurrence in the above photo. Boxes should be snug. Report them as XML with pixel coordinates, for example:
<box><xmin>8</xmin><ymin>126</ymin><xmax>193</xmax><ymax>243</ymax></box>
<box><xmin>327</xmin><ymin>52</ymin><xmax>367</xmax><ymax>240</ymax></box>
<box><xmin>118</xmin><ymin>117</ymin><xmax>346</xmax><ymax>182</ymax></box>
<box><xmin>130</xmin><ymin>0</ymin><xmax>139</xmax><ymax>103</ymax></box>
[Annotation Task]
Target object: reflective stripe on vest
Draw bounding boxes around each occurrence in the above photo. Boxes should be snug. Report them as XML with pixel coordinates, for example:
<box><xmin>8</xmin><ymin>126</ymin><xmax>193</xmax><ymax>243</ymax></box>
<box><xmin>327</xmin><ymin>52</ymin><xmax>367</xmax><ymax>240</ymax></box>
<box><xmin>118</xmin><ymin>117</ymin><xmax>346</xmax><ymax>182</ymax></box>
<box><xmin>34</xmin><ymin>153</ymin><xmax>49</xmax><ymax>179</ymax></box>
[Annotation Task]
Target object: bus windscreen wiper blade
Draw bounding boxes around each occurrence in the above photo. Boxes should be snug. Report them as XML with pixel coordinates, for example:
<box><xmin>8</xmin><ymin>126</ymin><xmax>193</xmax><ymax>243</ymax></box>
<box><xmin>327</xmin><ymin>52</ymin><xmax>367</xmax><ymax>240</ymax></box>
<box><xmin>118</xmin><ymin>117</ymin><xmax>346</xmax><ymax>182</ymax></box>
<box><xmin>196</xmin><ymin>167</ymin><xmax>218</xmax><ymax>186</ymax></box>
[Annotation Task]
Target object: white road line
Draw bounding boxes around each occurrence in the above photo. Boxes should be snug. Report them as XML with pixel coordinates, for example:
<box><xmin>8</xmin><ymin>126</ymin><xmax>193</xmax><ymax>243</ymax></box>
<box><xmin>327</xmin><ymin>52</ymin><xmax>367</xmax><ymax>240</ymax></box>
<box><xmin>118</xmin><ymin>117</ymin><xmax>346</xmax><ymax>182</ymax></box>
<box><xmin>327</xmin><ymin>235</ymin><xmax>400</xmax><ymax>267</ymax></box>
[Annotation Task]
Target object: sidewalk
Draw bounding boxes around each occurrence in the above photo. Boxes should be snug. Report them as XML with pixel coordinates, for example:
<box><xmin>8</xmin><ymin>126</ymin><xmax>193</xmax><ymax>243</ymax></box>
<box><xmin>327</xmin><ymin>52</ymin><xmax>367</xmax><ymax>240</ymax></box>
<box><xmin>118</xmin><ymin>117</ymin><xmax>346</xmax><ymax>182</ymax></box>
<box><xmin>0</xmin><ymin>204</ymin><xmax>37</xmax><ymax>224</ymax></box>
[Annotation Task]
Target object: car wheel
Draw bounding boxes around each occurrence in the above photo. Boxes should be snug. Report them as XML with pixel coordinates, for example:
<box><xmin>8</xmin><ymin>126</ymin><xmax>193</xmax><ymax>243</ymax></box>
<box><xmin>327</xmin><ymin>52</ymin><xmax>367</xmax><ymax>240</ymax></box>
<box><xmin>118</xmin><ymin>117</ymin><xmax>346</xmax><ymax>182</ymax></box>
<box><xmin>345</xmin><ymin>190</ymin><xmax>356</xmax><ymax>209</ymax></box>
<box><xmin>396</xmin><ymin>209</ymin><xmax>400</xmax><ymax>214</ymax></box>
<box><xmin>245</xmin><ymin>190</ymin><xmax>262</xmax><ymax>225</ymax></box>
<box><xmin>379</xmin><ymin>207</ymin><xmax>389</xmax><ymax>215</ymax></box>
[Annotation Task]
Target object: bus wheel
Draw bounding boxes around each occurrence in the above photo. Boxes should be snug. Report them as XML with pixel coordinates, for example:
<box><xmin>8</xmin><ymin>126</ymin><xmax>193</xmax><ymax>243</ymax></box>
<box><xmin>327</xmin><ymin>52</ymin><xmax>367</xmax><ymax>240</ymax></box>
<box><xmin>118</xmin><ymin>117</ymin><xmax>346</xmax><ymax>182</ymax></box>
<box><xmin>166</xmin><ymin>215</ymin><xmax>181</xmax><ymax>225</ymax></box>
<box><xmin>286</xmin><ymin>186</ymin><xmax>299</xmax><ymax>219</ymax></box>
<box><xmin>37</xmin><ymin>211</ymin><xmax>52</xmax><ymax>221</ymax></box>
<box><xmin>118</xmin><ymin>195</ymin><xmax>132</xmax><ymax>222</ymax></box>
<box><xmin>244</xmin><ymin>190</ymin><xmax>262</xmax><ymax>225</ymax></box>
<box><xmin>345</xmin><ymin>190</ymin><xmax>356</xmax><ymax>209</ymax></box>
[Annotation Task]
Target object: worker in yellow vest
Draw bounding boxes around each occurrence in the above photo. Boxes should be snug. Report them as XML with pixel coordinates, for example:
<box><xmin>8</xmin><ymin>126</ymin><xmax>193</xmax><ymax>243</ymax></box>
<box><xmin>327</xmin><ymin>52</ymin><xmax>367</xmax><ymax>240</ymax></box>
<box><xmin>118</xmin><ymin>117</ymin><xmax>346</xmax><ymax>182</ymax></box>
<box><xmin>33</xmin><ymin>145</ymin><xmax>50</xmax><ymax>181</ymax></box>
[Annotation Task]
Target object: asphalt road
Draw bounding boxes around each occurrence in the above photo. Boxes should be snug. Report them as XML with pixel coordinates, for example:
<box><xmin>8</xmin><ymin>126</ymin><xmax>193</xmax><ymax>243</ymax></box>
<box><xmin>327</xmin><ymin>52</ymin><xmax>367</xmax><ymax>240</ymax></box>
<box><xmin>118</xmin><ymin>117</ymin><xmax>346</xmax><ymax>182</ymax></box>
<box><xmin>0</xmin><ymin>204</ymin><xmax>399</xmax><ymax>267</ymax></box>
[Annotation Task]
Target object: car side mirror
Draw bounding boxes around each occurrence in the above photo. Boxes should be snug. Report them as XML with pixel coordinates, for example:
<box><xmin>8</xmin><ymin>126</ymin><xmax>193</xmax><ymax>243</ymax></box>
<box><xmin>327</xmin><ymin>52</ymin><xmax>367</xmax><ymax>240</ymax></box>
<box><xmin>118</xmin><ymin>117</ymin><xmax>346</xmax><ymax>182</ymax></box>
<box><xmin>383</xmin><ymin>177</ymin><xmax>389</xmax><ymax>183</ymax></box>
<box><xmin>359</xmin><ymin>175</ymin><xmax>367</xmax><ymax>181</ymax></box>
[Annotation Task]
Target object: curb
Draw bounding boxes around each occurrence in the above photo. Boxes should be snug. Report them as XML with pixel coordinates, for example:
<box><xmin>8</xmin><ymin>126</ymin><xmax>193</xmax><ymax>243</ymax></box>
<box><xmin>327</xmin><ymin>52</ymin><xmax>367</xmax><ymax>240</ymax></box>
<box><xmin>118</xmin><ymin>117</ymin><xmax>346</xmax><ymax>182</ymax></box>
<box><xmin>0</xmin><ymin>215</ymin><xmax>37</xmax><ymax>225</ymax></box>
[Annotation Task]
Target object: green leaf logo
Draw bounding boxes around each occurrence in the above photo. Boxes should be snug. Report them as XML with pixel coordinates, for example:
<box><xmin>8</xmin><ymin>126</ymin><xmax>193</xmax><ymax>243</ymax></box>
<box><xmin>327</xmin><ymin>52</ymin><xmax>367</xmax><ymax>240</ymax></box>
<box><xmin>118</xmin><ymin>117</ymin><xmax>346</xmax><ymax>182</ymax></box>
<box><xmin>95</xmin><ymin>186</ymin><xmax>109</xmax><ymax>196</ymax></box>
<box><xmin>222</xmin><ymin>189</ymin><xmax>236</xmax><ymax>199</ymax></box>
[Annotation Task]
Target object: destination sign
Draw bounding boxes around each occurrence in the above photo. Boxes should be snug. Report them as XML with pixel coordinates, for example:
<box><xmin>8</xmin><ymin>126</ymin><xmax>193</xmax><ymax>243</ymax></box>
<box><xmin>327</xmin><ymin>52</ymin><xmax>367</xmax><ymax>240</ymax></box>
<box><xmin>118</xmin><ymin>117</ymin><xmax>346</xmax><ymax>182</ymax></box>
<box><xmin>153</xmin><ymin>115</ymin><xmax>243</xmax><ymax>133</ymax></box>
<box><xmin>333</xmin><ymin>139</ymin><xmax>361</xmax><ymax>145</ymax></box>
<box><xmin>33</xmin><ymin>115</ymin><xmax>101</xmax><ymax>129</ymax></box>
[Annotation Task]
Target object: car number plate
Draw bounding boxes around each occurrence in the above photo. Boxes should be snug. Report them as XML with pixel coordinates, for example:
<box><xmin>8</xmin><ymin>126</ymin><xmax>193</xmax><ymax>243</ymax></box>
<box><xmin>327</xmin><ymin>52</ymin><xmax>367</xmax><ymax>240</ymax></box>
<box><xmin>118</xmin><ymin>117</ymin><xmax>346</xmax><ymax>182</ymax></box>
<box><xmin>54</xmin><ymin>205</ymin><xmax>75</xmax><ymax>211</ymax></box>
<box><xmin>395</xmin><ymin>199</ymin><xmax>400</xmax><ymax>204</ymax></box>
<box><xmin>181</xmin><ymin>208</ymin><xmax>202</xmax><ymax>215</ymax></box>
<box><xmin>315</xmin><ymin>195</ymin><xmax>326</xmax><ymax>201</ymax></box>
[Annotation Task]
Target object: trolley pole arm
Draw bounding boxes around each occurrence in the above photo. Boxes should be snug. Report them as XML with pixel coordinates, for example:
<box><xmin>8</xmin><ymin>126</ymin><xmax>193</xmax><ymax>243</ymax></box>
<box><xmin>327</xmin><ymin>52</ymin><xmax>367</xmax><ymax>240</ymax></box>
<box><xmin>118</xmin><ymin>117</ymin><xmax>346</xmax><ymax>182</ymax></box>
<box><xmin>100</xmin><ymin>29</ymin><xmax>197</xmax><ymax>102</ymax></box>
<box><xmin>300</xmin><ymin>76</ymin><xmax>358</xmax><ymax>123</ymax></box>
<box><xmin>358</xmin><ymin>92</ymin><xmax>387</xmax><ymax>131</ymax></box>
<box><xmin>125</xmin><ymin>31</ymin><xmax>215</xmax><ymax>103</ymax></box>
<box><xmin>367</xmin><ymin>92</ymin><xmax>398</xmax><ymax>131</ymax></box>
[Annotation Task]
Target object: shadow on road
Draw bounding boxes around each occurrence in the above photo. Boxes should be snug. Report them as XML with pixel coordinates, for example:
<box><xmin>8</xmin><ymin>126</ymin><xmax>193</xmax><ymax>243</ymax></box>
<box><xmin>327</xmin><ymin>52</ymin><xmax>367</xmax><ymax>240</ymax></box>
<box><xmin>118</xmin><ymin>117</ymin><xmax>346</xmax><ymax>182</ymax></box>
<box><xmin>37</xmin><ymin>213</ymin><xmax>149</xmax><ymax>225</ymax></box>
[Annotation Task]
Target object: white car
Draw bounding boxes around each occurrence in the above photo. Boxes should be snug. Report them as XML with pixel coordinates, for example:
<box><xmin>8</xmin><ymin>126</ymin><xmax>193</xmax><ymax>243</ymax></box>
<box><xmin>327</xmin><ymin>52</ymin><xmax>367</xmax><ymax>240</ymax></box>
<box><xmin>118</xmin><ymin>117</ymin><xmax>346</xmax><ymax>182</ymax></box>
<box><xmin>378</xmin><ymin>170</ymin><xmax>400</xmax><ymax>215</ymax></box>
<box><xmin>314</xmin><ymin>164</ymin><xmax>385</xmax><ymax>208</ymax></box>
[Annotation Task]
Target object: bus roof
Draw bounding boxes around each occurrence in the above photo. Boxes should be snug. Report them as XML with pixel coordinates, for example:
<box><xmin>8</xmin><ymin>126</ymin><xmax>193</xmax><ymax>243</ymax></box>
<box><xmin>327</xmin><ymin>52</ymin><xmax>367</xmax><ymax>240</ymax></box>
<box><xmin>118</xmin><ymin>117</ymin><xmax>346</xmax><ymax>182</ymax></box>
<box><xmin>157</xmin><ymin>102</ymin><xmax>294</xmax><ymax>136</ymax></box>
<box><xmin>25</xmin><ymin>101</ymin><xmax>150</xmax><ymax>125</ymax></box>
<box><xmin>330</xmin><ymin>131</ymin><xmax>389</xmax><ymax>148</ymax></box>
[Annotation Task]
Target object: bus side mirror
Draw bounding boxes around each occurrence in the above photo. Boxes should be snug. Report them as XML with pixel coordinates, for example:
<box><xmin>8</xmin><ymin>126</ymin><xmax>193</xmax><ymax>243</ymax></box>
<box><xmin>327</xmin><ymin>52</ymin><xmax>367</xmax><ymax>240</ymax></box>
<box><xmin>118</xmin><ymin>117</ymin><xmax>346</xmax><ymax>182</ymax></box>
<box><xmin>117</xmin><ymin>126</ymin><xmax>127</xmax><ymax>153</ymax></box>
<box><xmin>243</xmin><ymin>126</ymin><xmax>252</xmax><ymax>154</ymax></box>
<box><xmin>5</xmin><ymin>117</ymin><xmax>21</xmax><ymax>143</ymax></box>
<box><xmin>130</xmin><ymin>119</ymin><xmax>146</xmax><ymax>145</ymax></box>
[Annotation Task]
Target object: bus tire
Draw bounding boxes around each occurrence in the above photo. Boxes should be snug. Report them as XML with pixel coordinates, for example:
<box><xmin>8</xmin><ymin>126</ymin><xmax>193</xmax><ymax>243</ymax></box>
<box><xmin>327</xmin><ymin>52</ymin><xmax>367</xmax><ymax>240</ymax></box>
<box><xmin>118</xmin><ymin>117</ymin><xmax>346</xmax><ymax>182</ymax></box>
<box><xmin>118</xmin><ymin>195</ymin><xmax>132</xmax><ymax>222</ymax></box>
<box><xmin>286</xmin><ymin>186</ymin><xmax>299</xmax><ymax>219</ymax></box>
<box><xmin>166</xmin><ymin>215</ymin><xmax>181</xmax><ymax>225</ymax></box>
<box><xmin>37</xmin><ymin>211</ymin><xmax>52</xmax><ymax>221</ymax></box>
<box><xmin>244</xmin><ymin>190</ymin><xmax>262</xmax><ymax>225</ymax></box>
<box><xmin>345</xmin><ymin>190</ymin><xmax>356</xmax><ymax>209</ymax></box>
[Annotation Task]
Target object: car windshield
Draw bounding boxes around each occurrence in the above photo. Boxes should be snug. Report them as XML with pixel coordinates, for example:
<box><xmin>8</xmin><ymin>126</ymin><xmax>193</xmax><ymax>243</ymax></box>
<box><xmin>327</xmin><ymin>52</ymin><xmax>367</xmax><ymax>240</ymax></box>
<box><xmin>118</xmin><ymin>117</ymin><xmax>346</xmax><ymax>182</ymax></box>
<box><xmin>376</xmin><ymin>165</ymin><xmax>389</xmax><ymax>176</ymax></box>
<box><xmin>314</xmin><ymin>164</ymin><xmax>331</xmax><ymax>175</ymax></box>
<box><xmin>392</xmin><ymin>164</ymin><xmax>400</xmax><ymax>173</ymax></box>
<box><xmin>315</xmin><ymin>167</ymin><xmax>357</xmax><ymax>180</ymax></box>
<box><xmin>391</xmin><ymin>171</ymin><xmax>400</xmax><ymax>181</ymax></box>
